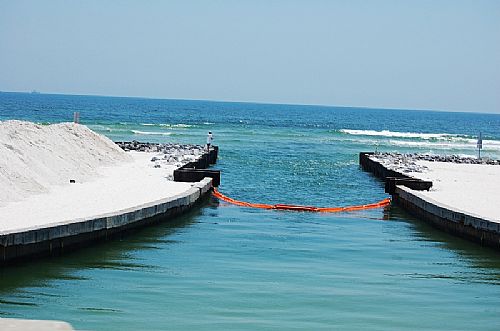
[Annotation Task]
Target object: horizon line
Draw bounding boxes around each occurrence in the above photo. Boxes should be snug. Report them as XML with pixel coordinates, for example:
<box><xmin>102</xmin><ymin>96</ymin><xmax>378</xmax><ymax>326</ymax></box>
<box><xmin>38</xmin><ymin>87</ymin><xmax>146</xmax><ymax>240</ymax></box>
<box><xmin>0</xmin><ymin>89</ymin><xmax>498</xmax><ymax>116</ymax></box>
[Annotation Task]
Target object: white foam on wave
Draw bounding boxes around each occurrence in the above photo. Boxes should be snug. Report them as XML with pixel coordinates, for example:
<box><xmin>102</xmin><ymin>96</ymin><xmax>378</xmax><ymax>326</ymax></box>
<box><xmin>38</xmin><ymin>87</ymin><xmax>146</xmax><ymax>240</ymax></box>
<box><xmin>331</xmin><ymin>136</ymin><xmax>500</xmax><ymax>153</ymax></box>
<box><xmin>140</xmin><ymin>123</ymin><xmax>193</xmax><ymax>128</ymax></box>
<box><xmin>388</xmin><ymin>140</ymin><xmax>472</xmax><ymax>149</ymax></box>
<box><xmin>131</xmin><ymin>130</ymin><xmax>173</xmax><ymax>136</ymax></box>
<box><xmin>397</xmin><ymin>139</ymin><xmax>500</xmax><ymax>149</ymax></box>
<box><xmin>341</xmin><ymin>129</ymin><xmax>500</xmax><ymax>148</ymax></box>
<box><xmin>159</xmin><ymin>123</ymin><xmax>192</xmax><ymax>128</ymax></box>
<box><xmin>340</xmin><ymin>129</ymin><xmax>454</xmax><ymax>139</ymax></box>
<box><xmin>88</xmin><ymin>125</ymin><xmax>115</xmax><ymax>132</ymax></box>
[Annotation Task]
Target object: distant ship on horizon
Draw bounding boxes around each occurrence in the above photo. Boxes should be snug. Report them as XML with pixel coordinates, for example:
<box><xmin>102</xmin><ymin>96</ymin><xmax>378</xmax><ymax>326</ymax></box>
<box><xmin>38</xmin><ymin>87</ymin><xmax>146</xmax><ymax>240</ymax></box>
<box><xmin>30</xmin><ymin>90</ymin><xmax>41</xmax><ymax>94</ymax></box>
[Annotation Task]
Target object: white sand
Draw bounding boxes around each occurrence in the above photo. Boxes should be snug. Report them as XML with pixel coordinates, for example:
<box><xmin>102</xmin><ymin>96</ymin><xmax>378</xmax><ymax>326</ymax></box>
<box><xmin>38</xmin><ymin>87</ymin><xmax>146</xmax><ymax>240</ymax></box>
<box><xmin>0</xmin><ymin>120</ymin><xmax>131</xmax><ymax>205</ymax></box>
<box><xmin>0</xmin><ymin>121</ymin><xmax>193</xmax><ymax>234</ymax></box>
<box><xmin>407</xmin><ymin>161</ymin><xmax>500</xmax><ymax>222</ymax></box>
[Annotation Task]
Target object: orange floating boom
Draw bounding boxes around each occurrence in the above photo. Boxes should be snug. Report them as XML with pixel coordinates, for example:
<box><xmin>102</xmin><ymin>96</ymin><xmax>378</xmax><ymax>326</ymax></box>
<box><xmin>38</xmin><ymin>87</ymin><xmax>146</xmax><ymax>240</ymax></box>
<box><xmin>212</xmin><ymin>188</ymin><xmax>391</xmax><ymax>213</ymax></box>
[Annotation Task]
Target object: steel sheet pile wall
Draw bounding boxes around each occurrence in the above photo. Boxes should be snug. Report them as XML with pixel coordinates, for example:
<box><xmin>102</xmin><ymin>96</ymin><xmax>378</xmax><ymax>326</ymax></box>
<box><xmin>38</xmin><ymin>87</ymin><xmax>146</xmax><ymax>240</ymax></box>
<box><xmin>359</xmin><ymin>152</ymin><xmax>500</xmax><ymax>249</ymax></box>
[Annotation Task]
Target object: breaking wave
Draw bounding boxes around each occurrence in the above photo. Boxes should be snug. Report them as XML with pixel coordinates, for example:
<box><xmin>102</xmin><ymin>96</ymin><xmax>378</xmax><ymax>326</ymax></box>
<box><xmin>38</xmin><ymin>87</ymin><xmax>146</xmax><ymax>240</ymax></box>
<box><xmin>339</xmin><ymin>129</ymin><xmax>458</xmax><ymax>140</ymax></box>
<box><xmin>338</xmin><ymin>129</ymin><xmax>500</xmax><ymax>151</ymax></box>
<box><xmin>131</xmin><ymin>130</ymin><xmax>173</xmax><ymax>136</ymax></box>
<box><xmin>140</xmin><ymin>123</ymin><xmax>194</xmax><ymax>128</ymax></box>
<box><xmin>387</xmin><ymin>140</ymin><xmax>500</xmax><ymax>150</ymax></box>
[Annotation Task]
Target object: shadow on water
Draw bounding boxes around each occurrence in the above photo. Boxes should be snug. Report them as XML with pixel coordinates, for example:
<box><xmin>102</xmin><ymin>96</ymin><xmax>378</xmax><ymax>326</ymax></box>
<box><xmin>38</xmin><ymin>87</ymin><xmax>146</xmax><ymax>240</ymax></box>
<box><xmin>385</xmin><ymin>204</ymin><xmax>500</xmax><ymax>283</ymax></box>
<box><xmin>0</xmin><ymin>199</ymin><xmax>213</xmax><ymax>295</ymax></box>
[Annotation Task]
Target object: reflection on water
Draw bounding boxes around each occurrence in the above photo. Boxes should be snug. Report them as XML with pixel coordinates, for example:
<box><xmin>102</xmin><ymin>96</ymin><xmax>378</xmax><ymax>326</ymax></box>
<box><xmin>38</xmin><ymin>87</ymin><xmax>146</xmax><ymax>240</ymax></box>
<box><xmin>0</xmin><ymin>206</ymin><xmax>203</xmax><ymax>313</ymax></box>
<box><xmin>386</xmin><ymin>205</ymin><xmax>500</xmax><ymax>285</ymax></box>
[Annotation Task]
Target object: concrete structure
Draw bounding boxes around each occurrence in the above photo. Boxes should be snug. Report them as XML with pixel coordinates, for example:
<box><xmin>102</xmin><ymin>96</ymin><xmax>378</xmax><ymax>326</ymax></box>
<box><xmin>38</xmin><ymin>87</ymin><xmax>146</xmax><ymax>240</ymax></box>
<box><xmin>0</xmin><ymin>142</ymin><xmax>220</xmax><ymax>265</ymax></box>
<box><xmin>0</xmin><ymin>178</ymin><xmax>213</xmax><ymax>265</ymax></box>
<box><xmin>0</xmin><ymin>318</ymin><xmax>75</xmax><ymax>331</ymax></box>
<box><xmin>360</xmin><ymin>152</ymin><xmax>500</xmax><ymax>249</ymax></box>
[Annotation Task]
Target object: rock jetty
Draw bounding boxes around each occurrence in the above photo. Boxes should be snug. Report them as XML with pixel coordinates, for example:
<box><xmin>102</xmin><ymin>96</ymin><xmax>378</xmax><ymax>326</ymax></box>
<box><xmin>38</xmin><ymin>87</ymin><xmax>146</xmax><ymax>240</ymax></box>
<box><xmin>360</xmin><ymin>151</ymin><xmax>500</xmax><ymax>249</ymax></box>
<box><xmin>369</xmin><ymin>152</ymin><xmax>500</xmax><ymax>174</ymax></box>
<box><xmin>115</xmin><ymin>141</ymin><xmax>207</xmax><ymax>169</ymax></box>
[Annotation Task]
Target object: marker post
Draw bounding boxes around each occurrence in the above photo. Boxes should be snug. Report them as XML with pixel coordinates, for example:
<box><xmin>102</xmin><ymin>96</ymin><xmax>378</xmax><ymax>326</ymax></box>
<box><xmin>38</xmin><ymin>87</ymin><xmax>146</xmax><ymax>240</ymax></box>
<box><xmin>477</xmin><ymin>132</ymin><xmax>482</xmax><ymax>159</ymax></box>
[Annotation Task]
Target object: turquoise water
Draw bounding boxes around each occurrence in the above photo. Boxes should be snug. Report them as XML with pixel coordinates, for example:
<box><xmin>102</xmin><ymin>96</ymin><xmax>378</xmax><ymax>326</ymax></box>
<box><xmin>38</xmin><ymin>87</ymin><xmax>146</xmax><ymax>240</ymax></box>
<box><xmin>1</xmin><ymin>92</ymin><xmax>500</xmax><ymax>330</ymax></box>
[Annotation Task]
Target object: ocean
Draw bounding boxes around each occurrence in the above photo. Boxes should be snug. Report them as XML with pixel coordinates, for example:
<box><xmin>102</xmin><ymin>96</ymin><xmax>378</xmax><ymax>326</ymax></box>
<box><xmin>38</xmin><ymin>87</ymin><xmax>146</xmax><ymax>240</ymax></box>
<box><xmin>1</xmin><ymin>92</ymin><xmax>500</xmax><ymax>330</ymax></box>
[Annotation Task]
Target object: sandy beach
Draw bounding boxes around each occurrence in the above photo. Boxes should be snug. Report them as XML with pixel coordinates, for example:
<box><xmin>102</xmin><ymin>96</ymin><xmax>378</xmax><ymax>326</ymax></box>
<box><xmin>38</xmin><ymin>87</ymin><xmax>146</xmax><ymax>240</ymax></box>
<box><xmin>407</xmin><ymin>161</ymin><xmax>500</xmax><ymax>222</ymax></box>
<box><xmin>0</xmin><ymin>121</ymin><xmax>196</xmax><ymax>234</ymax></box>
<box><xmin>0</xmin><ymin>151</ymin><xmax>193</xmax><ymax>234</ymax></box>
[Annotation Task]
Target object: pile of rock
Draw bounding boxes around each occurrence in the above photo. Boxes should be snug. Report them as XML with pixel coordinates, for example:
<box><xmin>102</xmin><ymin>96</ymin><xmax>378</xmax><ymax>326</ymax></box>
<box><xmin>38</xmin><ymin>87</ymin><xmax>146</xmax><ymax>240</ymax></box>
<box><xmin>115</xmin><ymin>141</ymin><xmax>206</xmax><ymax>168</ymax></box>
<box><xmin>115</xmin><ymin>141</ymin><xmax>160</xmax><ymax>152</ymax></box>
<box><xmin>370</xmin><ymin>152</ymin><xmax>500</xmax><ymax>174</ymax></box>
<box><xmin>430</xmin><ymin>154</ymin><xmax>500</xmax><ymax>165</ymax></box>
<box><xmin>370</xmin><ymin>153</ymin><xmax>429</xmax><ymax>174</ymax></box>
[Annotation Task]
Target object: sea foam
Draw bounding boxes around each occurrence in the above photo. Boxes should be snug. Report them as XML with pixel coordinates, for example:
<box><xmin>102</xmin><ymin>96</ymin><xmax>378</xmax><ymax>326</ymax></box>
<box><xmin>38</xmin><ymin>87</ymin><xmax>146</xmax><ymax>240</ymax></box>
<box><xmin>131</xmin><ymin>130</ymin><xmax>173</xmax><ymax>136</ymax></box>
<box><xmin>340</xmin><ymin>129</ymin><xmax>455</xmax><ymax>139</ymax></box>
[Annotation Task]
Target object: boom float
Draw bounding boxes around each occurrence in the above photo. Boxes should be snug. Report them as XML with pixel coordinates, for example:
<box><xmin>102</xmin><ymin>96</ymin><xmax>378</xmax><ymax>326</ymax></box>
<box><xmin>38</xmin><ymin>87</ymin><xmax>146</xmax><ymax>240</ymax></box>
<box><xmin>212</xmin><ymin>188</ymin><xmax>391</xmax><ymax>213</ymax></box>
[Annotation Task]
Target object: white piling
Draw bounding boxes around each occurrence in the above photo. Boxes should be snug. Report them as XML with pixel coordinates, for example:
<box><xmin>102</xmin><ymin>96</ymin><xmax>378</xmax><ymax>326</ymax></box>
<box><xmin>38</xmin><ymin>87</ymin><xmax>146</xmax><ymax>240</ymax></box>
<box><xmin>477</xmin><ymin>132</ymin><xmax>482</xmax><ymax>159</ymax></box>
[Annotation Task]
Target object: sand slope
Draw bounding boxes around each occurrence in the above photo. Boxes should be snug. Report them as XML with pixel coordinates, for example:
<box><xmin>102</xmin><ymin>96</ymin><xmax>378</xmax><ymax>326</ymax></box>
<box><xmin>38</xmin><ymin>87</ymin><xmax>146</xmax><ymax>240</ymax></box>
<box><xmin>0</xmin><ymin>121</ymin><xmax>194</xmax><ymax>233</ymax></box>
<box><xmin>0</xmin><ymin>121</ymin><xmax>131</xmax><ymax>205</ymax></box>
<box><xmin>0</xmin><ymin>152</ymin><xmax>192</xmax><ymax>233</ymax></box>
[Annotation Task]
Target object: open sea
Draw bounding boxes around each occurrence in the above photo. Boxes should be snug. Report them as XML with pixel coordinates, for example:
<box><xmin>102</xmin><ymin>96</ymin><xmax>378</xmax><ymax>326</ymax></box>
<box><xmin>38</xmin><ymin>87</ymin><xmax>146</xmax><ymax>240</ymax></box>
<box><xmin>1</xmin><ymin>92</ymin><xmax>500</xmax><ymax>330</ymax></box>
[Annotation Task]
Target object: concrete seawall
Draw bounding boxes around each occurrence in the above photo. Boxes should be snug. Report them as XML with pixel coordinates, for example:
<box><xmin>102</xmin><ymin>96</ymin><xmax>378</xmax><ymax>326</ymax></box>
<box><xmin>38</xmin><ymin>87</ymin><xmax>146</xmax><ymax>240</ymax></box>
<box><xmin>0</xmin><ymin>318</ymin><xmax>75</xmax><ymax>330</ymax></box>
<box><xmin>360</xmin><ymin>152</ymin><xmax>500</xmax><ymax>249</ymax></box>
<box><xmin>394</xmin><ymin>186</ymin><xmax>500</xmax><ymax>248</ymax></box>
<box><xmin>0</xmin><ymin>178</ymin><xmax>213</xmax><ymax>266</ymax></box>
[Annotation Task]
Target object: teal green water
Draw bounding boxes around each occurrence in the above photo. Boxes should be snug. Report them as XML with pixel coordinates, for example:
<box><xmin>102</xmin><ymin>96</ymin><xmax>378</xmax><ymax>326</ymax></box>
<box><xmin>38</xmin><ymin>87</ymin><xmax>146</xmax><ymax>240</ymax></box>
<box><xmin>1</xmin><ymin>93</ymin><xmax>500</xmax><ymax>330</ymax></box>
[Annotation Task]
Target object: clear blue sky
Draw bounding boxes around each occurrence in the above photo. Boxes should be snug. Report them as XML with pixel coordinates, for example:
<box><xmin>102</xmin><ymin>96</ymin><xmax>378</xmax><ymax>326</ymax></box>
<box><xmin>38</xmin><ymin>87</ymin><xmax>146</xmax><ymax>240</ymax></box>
<box><xmin>1</xmin><ymin>0</ymin><xmax>499</xmax><ymax>113</ymax></box>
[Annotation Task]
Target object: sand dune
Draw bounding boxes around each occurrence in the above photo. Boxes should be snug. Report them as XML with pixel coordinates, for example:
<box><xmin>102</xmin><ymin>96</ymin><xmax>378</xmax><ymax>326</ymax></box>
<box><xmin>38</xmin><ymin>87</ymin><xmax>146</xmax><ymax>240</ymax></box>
<box><xmin>0</xmin><ymin>121</ymin><xmax>131</xmax><ymax>205</ymax></box>
<box><xmin>0</xmin><ymin>121</ymin><xmax>193</xmax><ymax>233</ymax></box>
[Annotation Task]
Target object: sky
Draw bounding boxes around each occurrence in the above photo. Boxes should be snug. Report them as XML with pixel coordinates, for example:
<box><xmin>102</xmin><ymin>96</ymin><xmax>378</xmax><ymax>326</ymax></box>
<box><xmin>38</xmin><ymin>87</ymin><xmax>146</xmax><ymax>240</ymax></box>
<box><xmin>0</xmin><ymin>0</ymin><xmax>499</xmax><ymax>113</ymax></box>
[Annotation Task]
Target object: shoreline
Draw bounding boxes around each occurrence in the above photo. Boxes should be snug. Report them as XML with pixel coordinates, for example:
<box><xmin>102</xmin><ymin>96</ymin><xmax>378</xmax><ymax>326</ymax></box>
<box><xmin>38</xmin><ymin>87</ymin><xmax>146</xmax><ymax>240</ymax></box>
<box><xmin>0</xmin><ymin>152</ymin><xmax>196</xmax><ymax>234</ymax></box>
<box><xmin>0</xmin><ymin>121</ymin><xmax>218</xmax><ymax>265</ymax></box>
<box><xmin>360</xmin><ymin>152</ymin><xmax>500</xmax><ymax>248</ymax></box>
<box><xmin>0</xmin><ymin>177</ymin><xmax>213</xmax><ymax>266</ymax></box>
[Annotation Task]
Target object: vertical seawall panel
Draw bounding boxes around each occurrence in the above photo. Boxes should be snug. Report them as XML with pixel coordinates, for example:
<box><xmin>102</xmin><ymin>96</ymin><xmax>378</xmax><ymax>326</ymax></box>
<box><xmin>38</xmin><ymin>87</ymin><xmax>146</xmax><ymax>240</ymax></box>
<box><xmin>359</xmin><ymin>152</ymin><xmax>500</xmax><ymax>249</ymax></box>
<box><xmin>0</xmin><ymin>178</ymin><xmax>214</xmax><ymax>266</ymax></box>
